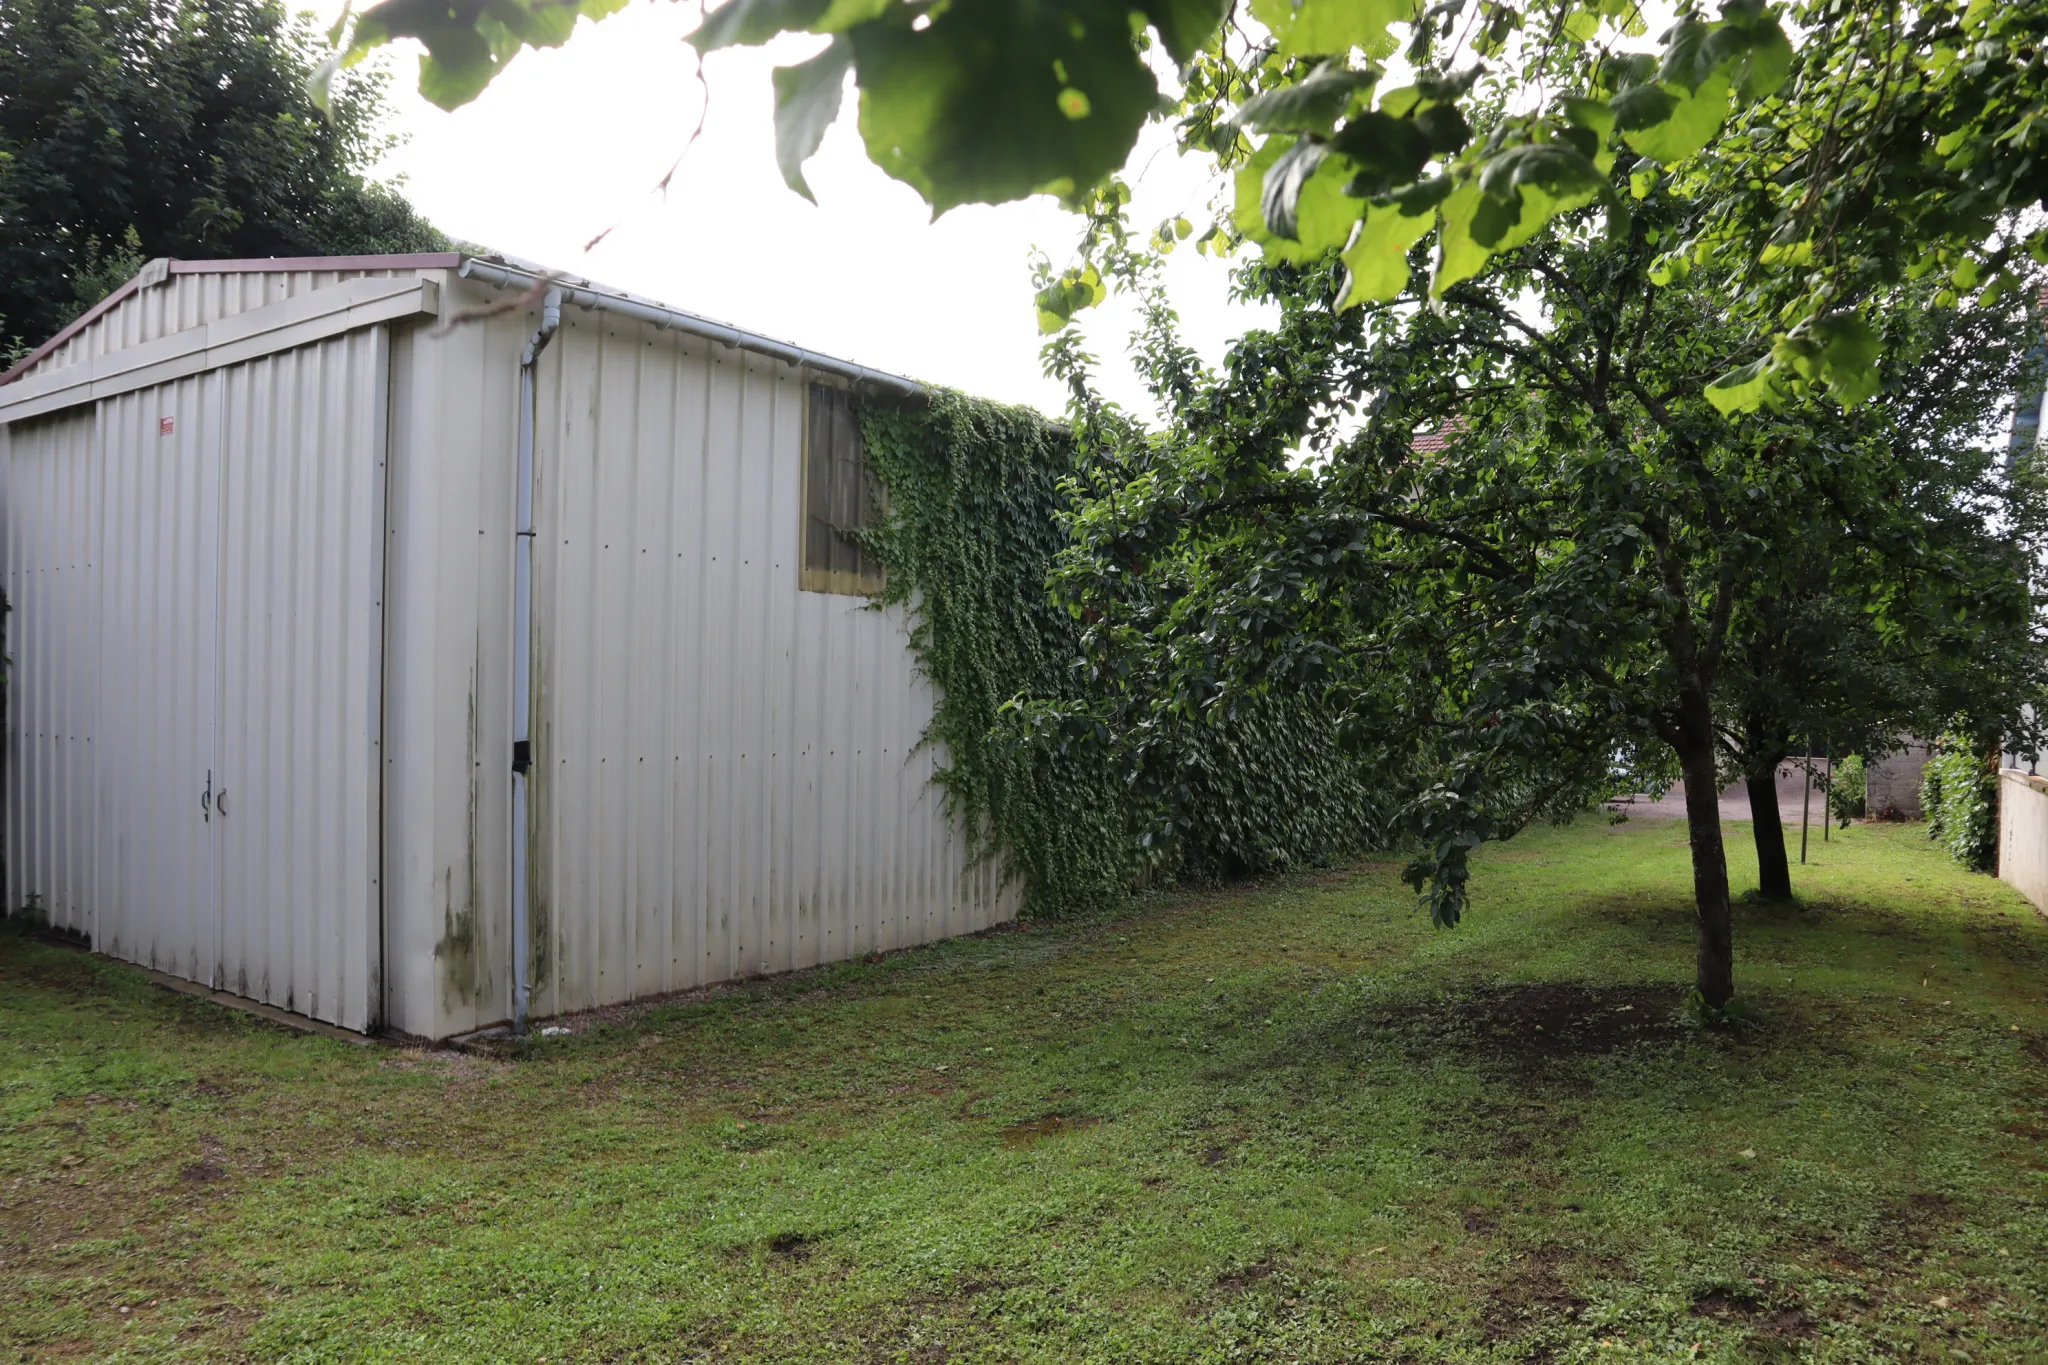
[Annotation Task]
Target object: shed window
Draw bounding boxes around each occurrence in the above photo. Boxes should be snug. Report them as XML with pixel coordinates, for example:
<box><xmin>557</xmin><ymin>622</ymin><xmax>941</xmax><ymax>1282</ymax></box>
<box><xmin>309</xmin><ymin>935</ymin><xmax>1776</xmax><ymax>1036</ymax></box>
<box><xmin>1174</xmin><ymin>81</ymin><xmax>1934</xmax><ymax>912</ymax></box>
<box><xmin>801</xmin><ymin>383</ymin><xmax>885</xmax><ymax>595</ymax></box>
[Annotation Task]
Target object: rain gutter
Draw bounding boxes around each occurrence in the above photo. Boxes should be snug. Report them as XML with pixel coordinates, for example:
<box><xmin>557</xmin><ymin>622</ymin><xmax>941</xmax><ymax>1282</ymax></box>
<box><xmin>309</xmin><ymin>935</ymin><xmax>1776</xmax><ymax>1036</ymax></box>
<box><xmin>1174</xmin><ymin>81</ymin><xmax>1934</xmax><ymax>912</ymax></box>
<box><xmin>459</xmin><ymin>257</ymin><xmax>925</xmax><ymax>399</ymax></box>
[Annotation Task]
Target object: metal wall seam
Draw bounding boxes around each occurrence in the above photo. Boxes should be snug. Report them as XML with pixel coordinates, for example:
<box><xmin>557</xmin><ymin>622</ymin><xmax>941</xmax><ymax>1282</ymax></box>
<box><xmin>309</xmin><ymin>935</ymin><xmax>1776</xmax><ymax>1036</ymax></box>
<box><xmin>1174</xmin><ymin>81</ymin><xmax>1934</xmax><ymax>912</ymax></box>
<box><xmin>519</xmin><ymin>303</ymin><xmax>1014</xmax><ymax>1020</ymax></box>
<box><xmin>2</xmin><ymin>412</ymin><xmax>100</xmax><ymax>942</ymax></box>
<box><xmin>210</xmin><ymin>330</ymin><xmax>381</xmax><ymax>1028</ymax></box>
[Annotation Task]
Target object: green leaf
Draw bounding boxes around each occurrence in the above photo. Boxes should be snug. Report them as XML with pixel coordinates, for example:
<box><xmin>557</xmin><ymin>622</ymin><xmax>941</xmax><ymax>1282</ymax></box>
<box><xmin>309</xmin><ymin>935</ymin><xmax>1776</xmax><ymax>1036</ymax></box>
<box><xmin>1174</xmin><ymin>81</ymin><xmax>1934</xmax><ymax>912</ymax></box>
<box><xmin>1604</xmin><ymin>200</ymin><xmax>1631</xmax><ymax>240</ymax></box>
<box><xmin>1262</xmin><ymin>137</ymin><xmax>1330</xmax><ymax>240</ymax></box>
<box><xmin>1476</xmin><ymin>141</ymin><xmax>1606</xmax><ymax>202</ymax></box>
<box><xmin>1414</xmin><ymin>66</ymin><xmax>1484</xmax><ymax>102</ymax></box>
<box><xmin>1619</xmin><ymin>71</ymin><xmax>1729</xmax><ymax>164</ymax></box>
<box><xmin>1488</xmin><ymin>178</ymin><xmax>1604</xmax><ymax>254</ymax></box>
<box><xmin>1791</xmin><ymin>313</ymin><xmax>1883</xmax><ymax>407</ymax></box>
<box><xmin>1609</xmin><ymin>81</ymin><xmax>1677</xmax><ymax>133</ymax></box>
<box><xmin>351</xmin><ymin>0</ymin><xmax>634</xmax><ymax>110</ymax></box>
<box><xmin>1339</xmin><ymin>196</ymin><xmax>1437</xmax><ymax>307</ymax></box>
<box><xmin>1329</xmin><ymin>111</ymin><xmax>1431</xmax><ymax>196</ymax></box>
<box><xmin>1656</xmin><ymin>15</ymin><xmax>1717</xmax><ymax>91</ymax></box>
<box><xmin>1648</xmin><ymin>250</ymin><xmax>1691</xmax><ymax>285</ymax></box>
<box><xmin>1704</xmin><ymin>355</ymin><xmax>1777</xmax><ymax>414</ymax></box>
<box><xmin>1427</xmin><ymin>143</ymin><xmax>1602</xmax><ymax>295</ymax></box>
<box><xmin>1236</xmin><ymin>136</ymin><xmax>1361</xmax><ymax>260</ymax></box>
<box><xmin>1562</xmin><ymin>8</ymin><xmax>1601</xmax><ymax>42</ymax></box>
<box><xmin>1236</xmin><ymin>61</ymin><xmax>1378</xmax><ymax>134</ymax></box>
<box><xmin>1137</xmin><ymin>0</ymin><xmax>1231</xmax><ymax>64</ymax></box>
<box><xmin>1706</xmin><ymin>4</ymin><xmax>1792</xmax><ymax>104</ymax></box>
<box><xmin>1560</xmin><ymin>95</ymin><xmax>1616</xmax><ymax>140</ymax></box>
<box><xmin>772</xmin><ymin>36</ymin><xmax>853</xmax><ymax>201</ymax></box>
<box><xmin>1413</xmin><ymin>102</ymin><xmax>1471</xmax><ymax>154</ymax></box>
<box><xmin>688</xmin><ymin>0</ymin><xmax>888</xmax><ymax>52</ymax></box>
<box><xmin>1430</xmin><ymin>180</ymin><xmax>1488</xmax><ymax>295</ymax></box>
<box><xmin>1720</xmin><ymin>18</ymin><xmax>1785</xmax><ymax>103</ymax></box>
<box><xmin>1465</xmin><ymin>142</ymin><xmax>1606</xmax><ymax>251</ymax></box>
<box><xmin>852</xmin><ymin>0</ymin><xmax>1159</xmax><ymax>213</ymax></box>
<box><xmin>1606</xmin><ymin>51</ymin><xmax>1659</xmax><ymax>91</ymax></box>
<box><xmin>1376</xmin><ymin>84</ymin><xmax>1424</xmax><ymax>118</ymax></box>
<box><xmin>1388</xmin><ymin>172</ymin><xmax>1455</xmax><ymax>215</ymax></box>
<box><xmin>1035</xmin><ymin>264</ymin><xmax>1105</xmax><ymax>332</ymax></box>
<box><xmin>1250</xmin><ymin>0</ymin><xmax>1411</xmax><ymax>58</ymax></box>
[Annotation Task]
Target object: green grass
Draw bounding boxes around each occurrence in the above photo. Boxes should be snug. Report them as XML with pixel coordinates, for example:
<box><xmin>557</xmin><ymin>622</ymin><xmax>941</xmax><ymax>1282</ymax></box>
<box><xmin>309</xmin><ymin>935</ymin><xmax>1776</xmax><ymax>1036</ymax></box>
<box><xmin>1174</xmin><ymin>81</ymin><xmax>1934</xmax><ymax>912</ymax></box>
<box><xmin>3</xmin><ymin>819</ymin><xmax>2046</xmax><ymax>1363</ymax></box>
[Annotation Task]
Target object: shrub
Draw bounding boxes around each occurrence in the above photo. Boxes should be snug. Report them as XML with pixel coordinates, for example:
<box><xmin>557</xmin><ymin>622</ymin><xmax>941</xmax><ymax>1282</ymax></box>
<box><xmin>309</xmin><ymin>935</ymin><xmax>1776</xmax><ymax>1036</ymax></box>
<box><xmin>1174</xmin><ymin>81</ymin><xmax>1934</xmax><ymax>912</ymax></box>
<box><xmin>1827</xmin><ymin>754</ymin><xmax>1866</xmax><ymax>826</ymax></box>
<box><xmin>1921</xmin><ymin>735</ymin><xmax>1999</xmax><ymax>873</ymax></box>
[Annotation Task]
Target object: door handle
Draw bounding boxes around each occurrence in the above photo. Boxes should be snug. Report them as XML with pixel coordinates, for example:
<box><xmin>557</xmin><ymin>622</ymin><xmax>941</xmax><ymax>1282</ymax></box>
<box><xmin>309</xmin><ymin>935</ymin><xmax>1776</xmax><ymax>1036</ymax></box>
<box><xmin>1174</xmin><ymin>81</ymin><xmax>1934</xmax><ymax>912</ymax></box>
<box><xmin>201</xmin><ymin>771</ymin><xmax>212</xmax><ymax>822</ymax></box>
<box><xmin>216</xmin><ymin>788</ymin><xmax>228</xmax><ymax>819</ymax></box>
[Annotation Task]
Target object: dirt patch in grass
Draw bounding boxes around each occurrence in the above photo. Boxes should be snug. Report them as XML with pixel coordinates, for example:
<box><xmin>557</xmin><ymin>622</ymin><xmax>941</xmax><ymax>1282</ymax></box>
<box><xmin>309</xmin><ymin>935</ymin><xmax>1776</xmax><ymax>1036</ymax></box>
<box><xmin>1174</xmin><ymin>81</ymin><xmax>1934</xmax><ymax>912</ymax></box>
<box><xmin>1692</xmin><ymin>1288</ymin><xmax>1816</xmax><ymax>1338</ymax></box>
<box><xmin>1872</xmin><ymin>1190</ymin><xmax>1961</xmax><ymax>1254</ymax></box>
<box><xmin>1474</xmin><ymin>1243</ymin><xmax>1589</xmax><ymax>1357</ymax></box>
<box><xmin>1456</xmin><ymin>984</ymin><xmax>1685</xmax><ymax>1059</ymax></box>
<box><xmin>766</xmin><ymin>1232</ymin><xmax>815</xmax><ymax>1261</ymax></box>
<box><xmin>1211</xmin><ymin>1258</ymin><xmax>1276</xmax><ymax>1296</ymax></box>
<box><xmin>1376</xmin><ymin>983</ymin><xmax>1686</xmax><ymax>1065</ymax></box>
<box><xmin>998</xmin><ymin>1114</ymin><xmax>1099</xmax><ymax>1149</ymax></box>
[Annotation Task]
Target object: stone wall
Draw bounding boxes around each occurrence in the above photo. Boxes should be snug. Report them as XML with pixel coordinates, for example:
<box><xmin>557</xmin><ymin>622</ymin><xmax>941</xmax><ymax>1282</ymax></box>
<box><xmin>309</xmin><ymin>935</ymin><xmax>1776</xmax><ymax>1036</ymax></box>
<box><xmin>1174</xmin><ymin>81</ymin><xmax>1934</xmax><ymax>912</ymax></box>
<box><xmin>1864</xmin><ymin>739</ymin><xmax>1932</xmax><ymax>820</ymax></box>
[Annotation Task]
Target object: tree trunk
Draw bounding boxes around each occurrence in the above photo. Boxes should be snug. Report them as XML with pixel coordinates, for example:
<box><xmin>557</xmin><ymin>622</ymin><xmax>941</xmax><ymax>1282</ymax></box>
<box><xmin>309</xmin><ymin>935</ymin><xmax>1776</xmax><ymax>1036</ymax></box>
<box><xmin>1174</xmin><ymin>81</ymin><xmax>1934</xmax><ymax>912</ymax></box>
<box><xmin>1746</xmin><ymin>766</ymin><xmax>1793</xmax><ymax>900</ymax></box>
<box><xmin>1676</xmin><ymin>711</ymin><xmax>1736</xmax><ymax>1007</ymax></box>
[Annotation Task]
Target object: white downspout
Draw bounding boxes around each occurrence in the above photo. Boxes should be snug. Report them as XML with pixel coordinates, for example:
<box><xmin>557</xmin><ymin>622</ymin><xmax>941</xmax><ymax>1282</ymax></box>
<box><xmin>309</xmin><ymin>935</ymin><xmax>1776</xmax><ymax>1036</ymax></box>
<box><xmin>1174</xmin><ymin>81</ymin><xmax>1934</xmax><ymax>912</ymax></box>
<box><xmin>511</xmin><ymin>288</ymin><xmax>561</xmax><ymax>1036</ymax></box>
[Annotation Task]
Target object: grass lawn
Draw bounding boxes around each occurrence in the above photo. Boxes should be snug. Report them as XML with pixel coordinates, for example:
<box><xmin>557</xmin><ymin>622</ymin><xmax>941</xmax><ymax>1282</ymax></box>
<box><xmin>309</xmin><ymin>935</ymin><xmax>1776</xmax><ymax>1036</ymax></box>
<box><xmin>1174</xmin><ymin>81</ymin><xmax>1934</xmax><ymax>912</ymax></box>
<box><xmin>3</xmin><ymin>818</ymin><xmax>2046</xmax><ymax>1363</ymax></box>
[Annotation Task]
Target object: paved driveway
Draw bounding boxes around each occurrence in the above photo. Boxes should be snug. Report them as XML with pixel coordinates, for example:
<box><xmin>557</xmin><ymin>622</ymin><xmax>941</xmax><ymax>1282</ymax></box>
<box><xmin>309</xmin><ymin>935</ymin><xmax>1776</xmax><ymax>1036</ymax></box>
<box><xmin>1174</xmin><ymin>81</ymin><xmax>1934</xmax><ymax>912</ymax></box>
<box><xmin>1608</xmin><ymin>764</ymin><xmax>1831</xmax><ymax>822</ymax></box>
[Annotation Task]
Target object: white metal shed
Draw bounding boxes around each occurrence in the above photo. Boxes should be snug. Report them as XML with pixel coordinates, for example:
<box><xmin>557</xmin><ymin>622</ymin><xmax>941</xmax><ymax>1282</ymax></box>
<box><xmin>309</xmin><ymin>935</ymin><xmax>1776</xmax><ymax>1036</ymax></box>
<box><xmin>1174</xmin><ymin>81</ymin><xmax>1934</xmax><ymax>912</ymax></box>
<box><xmin>0</xmin><ymin>253</ymin><xmax>1018</xmax><ymax>1040</ymax></box>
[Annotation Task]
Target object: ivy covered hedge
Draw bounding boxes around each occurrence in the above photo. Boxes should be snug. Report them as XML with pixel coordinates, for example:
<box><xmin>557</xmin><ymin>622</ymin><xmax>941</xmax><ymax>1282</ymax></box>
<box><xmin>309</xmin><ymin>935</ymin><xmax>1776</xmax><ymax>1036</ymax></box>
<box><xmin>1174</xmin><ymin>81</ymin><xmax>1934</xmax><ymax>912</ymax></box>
<box><xmin>1921</xmin><ymin>735</ymin><xmax>1999</xmax><ymax>874</ymax></box>
<box><xmin>861</xmin><ymin>390</ymin><xmax>1383</xmax><ymax>914</ymax></box>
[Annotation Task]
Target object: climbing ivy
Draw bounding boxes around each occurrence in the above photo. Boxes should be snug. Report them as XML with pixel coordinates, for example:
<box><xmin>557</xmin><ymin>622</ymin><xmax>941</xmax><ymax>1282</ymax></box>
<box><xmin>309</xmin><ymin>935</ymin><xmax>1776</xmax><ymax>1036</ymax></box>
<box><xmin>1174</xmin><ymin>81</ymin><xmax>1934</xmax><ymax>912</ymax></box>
<box><xmin>1921</xmin><ymin>734</ymin><xmax>1999</xmax><ymax>874</ymax></box>
<box><xmin>859</xmin><ymin>391</ymin><xmax>1134</xmax><ymax>914</ymax></box>
<box><xmin>859</xmin><ymin>389</ymin><xmax>1384</xmax><ymax>915</ymax></box>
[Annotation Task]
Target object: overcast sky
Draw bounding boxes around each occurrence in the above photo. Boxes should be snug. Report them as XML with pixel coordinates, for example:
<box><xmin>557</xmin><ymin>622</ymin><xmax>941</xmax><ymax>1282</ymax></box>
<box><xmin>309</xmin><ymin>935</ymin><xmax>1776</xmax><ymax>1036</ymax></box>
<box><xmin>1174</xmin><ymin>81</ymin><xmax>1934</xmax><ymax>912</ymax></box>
<box><xmin>317</xmin><ymin>0</ymin><xmax>1271</xmax><ymax>419</ymax></box>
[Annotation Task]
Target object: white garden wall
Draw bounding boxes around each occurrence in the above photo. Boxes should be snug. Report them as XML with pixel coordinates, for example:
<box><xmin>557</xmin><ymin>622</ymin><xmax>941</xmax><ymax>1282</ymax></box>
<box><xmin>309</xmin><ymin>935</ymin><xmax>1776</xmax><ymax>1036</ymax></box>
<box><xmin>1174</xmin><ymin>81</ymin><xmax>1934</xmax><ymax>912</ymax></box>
<box><xmin>1998</xmin><ymin>769</ymin><xmax>2048</xmax><ymax>915</ymax></box>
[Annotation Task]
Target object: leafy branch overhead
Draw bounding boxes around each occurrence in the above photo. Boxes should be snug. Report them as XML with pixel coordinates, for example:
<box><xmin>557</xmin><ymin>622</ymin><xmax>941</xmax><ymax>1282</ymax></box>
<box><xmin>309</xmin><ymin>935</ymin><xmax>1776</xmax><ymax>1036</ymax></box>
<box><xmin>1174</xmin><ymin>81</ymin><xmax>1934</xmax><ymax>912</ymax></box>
<box><xmin>332</xmin><ymin>0</ymin><xmax>2048</xmax><ymax>411</ymax></box>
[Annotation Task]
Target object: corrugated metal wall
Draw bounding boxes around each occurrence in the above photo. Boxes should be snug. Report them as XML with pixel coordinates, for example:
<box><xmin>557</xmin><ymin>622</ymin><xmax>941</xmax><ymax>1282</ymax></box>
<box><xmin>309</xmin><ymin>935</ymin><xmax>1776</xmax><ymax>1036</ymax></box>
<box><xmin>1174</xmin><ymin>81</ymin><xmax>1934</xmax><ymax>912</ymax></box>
<box><xmin>519</xmin><ymin>311</ymin><xmax>1017</xmax><ymax>1023</ymax></box>
<box><xmin>379</xmin><ymin>303</ymin><xmax>522</xmax><ymax>1039</ymax></box>
<box><xmin>1</xmin><ymin>320</ymin><xmax>385</xmax><ymax>1030</ymax></box>
<box><xmin>95</xmin><ymin>377</ymin><xmax>219</xmax><ymax>981</ymax></box>
<box><xmin>20</xmin><ymin>265</ymin><xmax>429</xmax><ymax>382</ymax></box>
<box><xmin>6</xmin><ymin>261</ymin><xmax>1022</xmax><ymax>1040</ymax></box>
<box><xmin>209</xmin><ymin>331</ymin><xmax>387</xmax><ymax>1028</ymax></box>
<box><xmin>0</xmin><ymin>408</ymin><xmax>101</xmax><ymax>940</ymax></box>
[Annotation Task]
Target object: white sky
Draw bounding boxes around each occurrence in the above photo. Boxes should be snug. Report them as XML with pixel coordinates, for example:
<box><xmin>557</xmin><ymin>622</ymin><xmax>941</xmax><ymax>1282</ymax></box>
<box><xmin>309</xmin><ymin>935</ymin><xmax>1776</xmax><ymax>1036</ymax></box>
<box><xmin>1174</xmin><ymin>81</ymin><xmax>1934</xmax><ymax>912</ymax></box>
<box><xmin>316</xmin><ymin>0</ymin><xmax>1272</xmax><ymax>418</ymax></box>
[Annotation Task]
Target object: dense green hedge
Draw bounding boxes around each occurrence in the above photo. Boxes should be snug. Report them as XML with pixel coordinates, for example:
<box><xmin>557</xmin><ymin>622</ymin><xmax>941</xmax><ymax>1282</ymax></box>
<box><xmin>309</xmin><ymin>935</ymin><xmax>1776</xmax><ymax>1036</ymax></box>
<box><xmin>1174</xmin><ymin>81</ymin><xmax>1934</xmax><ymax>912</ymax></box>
<box><xmin>1921</xmin><ymin>735</ymin><xmax>1999</xmax><ymax>873</ymax></box>
<box><xmin>860</xmin><ymin>390</ymin><xmax>1382</xmax><ymax>914</ymax></box>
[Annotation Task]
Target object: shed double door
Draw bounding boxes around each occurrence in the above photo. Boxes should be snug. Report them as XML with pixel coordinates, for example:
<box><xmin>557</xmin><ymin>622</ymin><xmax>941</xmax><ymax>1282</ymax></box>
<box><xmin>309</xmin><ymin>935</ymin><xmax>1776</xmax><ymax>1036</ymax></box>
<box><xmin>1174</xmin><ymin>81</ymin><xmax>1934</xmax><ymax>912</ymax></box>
<box><xmin>94</xmin><ymin>331</ymin><xmax>388</xmax><ymax>1029</ymax></box>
